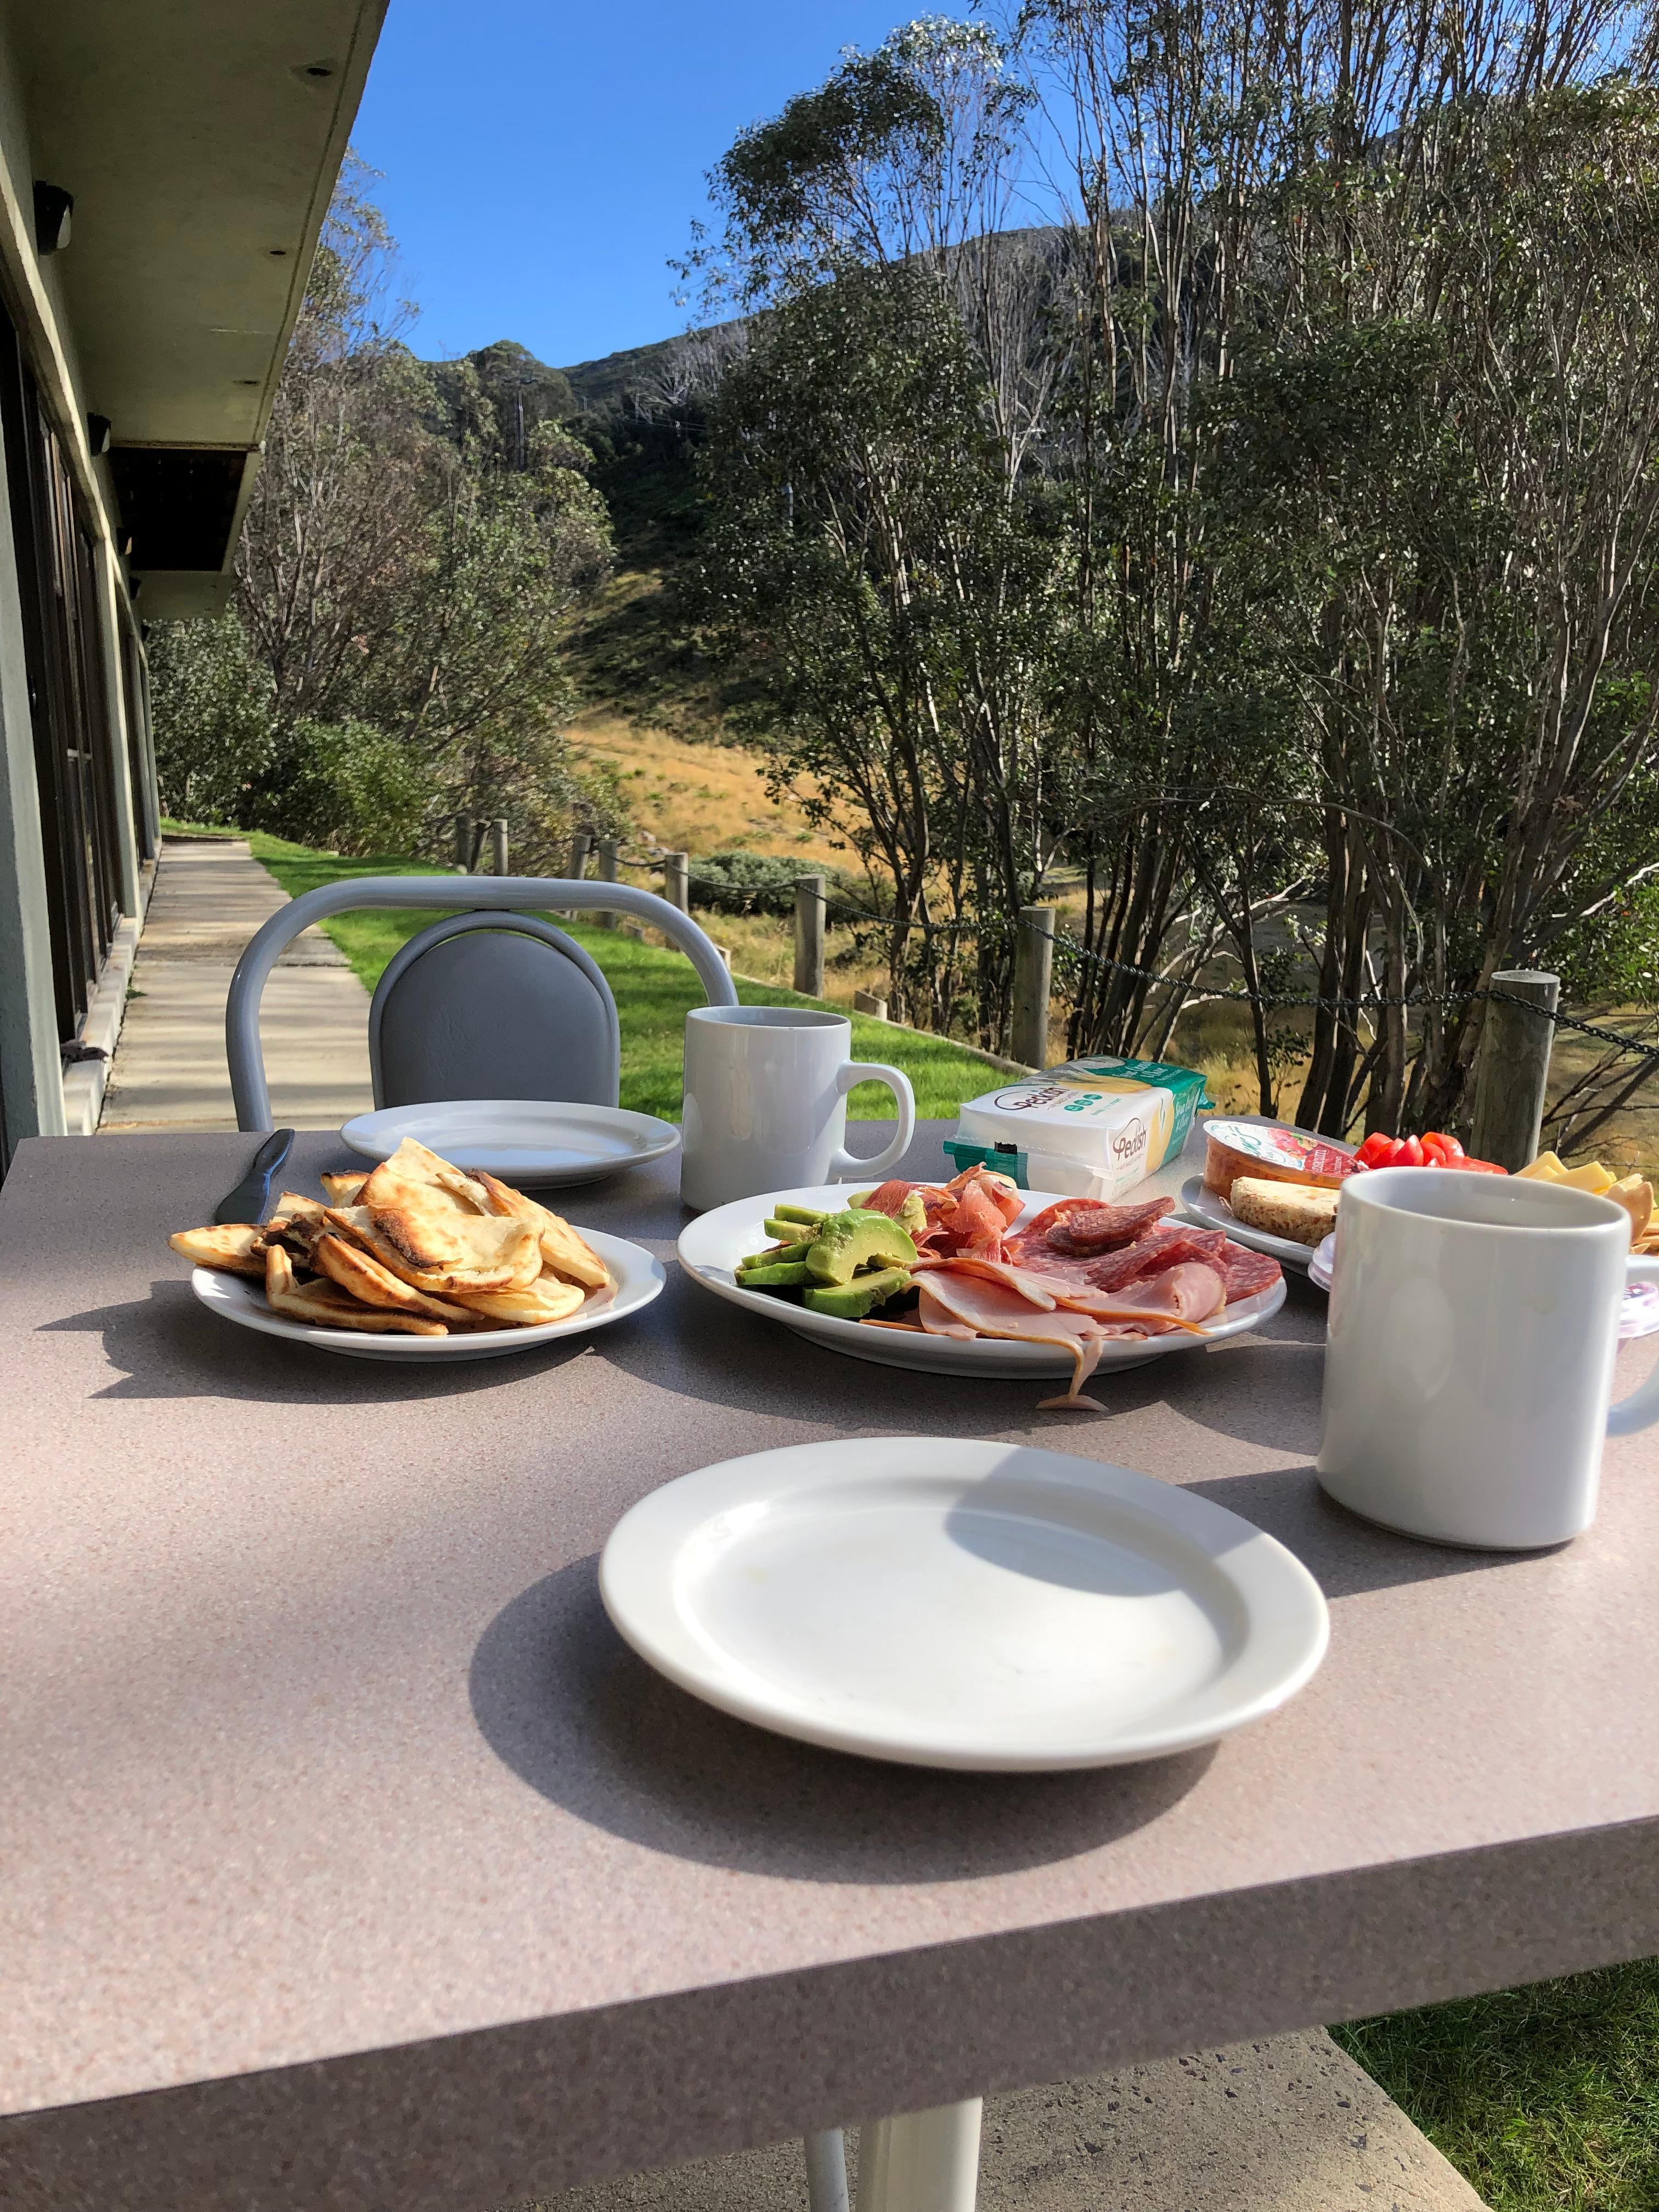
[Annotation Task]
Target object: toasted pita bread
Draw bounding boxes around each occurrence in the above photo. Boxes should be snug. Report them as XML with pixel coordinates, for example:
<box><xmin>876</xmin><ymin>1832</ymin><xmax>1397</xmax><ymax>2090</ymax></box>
<box><xmin>319</xmin><ymin>1172</ymin><xmax>369</xmax><ymax>1206</ymax></box>
<box><xmin>449</xmin><ymin>1270</ymin><xmax>589</xmax><ymax>1325</ymax></box>
<box><xmin>263</xmin><ymin>1244</ymin><xmax>448</xmax><ymax>1335</ymax></box>
<box><xmin>358</xmin><ymin>1137</ymin><xmax>491</xmax><ymax>1217</ymax></box>
<box><xmin>169</xmin><ymin>1223</ymin><xmax>266</xmax><ymax>1277</ymax></box>
<box><xmin>475</xmin><ymin>1172</ymin><xmax>612</xmax><ymax>1291</ymax></box>
<box><xmin>325</xmin><ymin>1187</ymin><xmax>543</xmax><ymax>1293</ymax></box>
<box><xmin>311</xmin><ymin>1233</ymin><xmax>491</xmax><ymax>1324</ymax></box>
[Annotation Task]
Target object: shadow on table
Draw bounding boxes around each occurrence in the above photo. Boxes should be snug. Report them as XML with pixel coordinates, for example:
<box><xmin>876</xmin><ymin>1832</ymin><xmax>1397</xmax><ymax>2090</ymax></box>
<box><xmin>1184</xmin><ymin>1464</ymin><xmax>1551</xmax><ymax>1600</ymax></box>
<box><xmin>41</xmin><ymin>1279</ymin><xmax>602</xmax><ymax>1406</ymax></box>
<box><xmin>470</xmin><ymin>1558</ymin><xmax>1210</xmax><ymax>1882</ymax></box>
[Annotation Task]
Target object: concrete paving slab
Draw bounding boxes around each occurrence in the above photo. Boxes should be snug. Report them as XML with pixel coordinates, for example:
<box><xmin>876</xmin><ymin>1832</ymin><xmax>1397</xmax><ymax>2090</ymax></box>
<box><xmin>99</xmin><ymin>838</ymin><xmax>373</xmax><ymax>1133</ymax></box>
<box><xmin>527</xmin><ymin>2033</ymin><xmax>1484</xmax><ymax>2212</ymax></box>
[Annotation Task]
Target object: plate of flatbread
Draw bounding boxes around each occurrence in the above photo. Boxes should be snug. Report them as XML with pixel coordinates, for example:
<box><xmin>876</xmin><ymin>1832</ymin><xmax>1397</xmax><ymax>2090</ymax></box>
<box><xmin>171</xmin><ymin>1137</ymin><xmax>664</xmax><ymax>1361</ymax></box>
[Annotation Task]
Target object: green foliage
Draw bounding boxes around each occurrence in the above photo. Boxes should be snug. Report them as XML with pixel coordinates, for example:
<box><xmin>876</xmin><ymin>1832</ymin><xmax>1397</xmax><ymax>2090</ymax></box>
<box><xmin>249</xmin><ymin>719</ymin><xmax>429</xmax><ymax>856</ymax></box>
<box><xmin>1334</xmin><ymin>1962</ymin><xmax>1659</xmax><ymax>2211</ymax></box>
<box><xmin>685</xmin><ymin>850</ymin><xmax>860</xmax><ymax>917</ymax></box>
<box><xmin>147</xmin><ymin>162</ymin><xmax>612</xmax><ymax>870</ymax></box>
<box><xmin>145</xmin><ymin>613</ymin><xmax>274</xmax><ymax>825</ymax></box>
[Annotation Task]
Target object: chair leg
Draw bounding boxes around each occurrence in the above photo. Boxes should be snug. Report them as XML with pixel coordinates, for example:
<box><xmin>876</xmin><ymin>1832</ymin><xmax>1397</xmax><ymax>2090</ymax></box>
<box><xmin>805</xmin><ymin>2128</ymin><xmax>850</xmax><ymax>2212</ymax></box>
<box><xmin>856</xmin><ymin>2101</ymin><xmax>982</xmax><ymax>2212</ymax></box>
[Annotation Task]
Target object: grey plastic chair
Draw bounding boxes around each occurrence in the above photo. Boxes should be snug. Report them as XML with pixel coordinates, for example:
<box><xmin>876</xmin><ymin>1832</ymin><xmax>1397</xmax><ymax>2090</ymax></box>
<box><xmin>225</xmin><ymin>874</ymin><xmax>737</xmax><ymax>1132</ymax></box>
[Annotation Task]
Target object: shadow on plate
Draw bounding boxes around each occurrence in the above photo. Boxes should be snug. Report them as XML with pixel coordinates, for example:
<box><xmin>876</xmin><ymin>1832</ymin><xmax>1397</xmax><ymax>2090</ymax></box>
<box><xmin>42</xmin><ymin>1279</ymin><xmax>602</xmax><ymax>1406</ymax></box>
<box><xmin>469</xmin><ymin>1558</ymin><xmax>1212</xmax><ymax>1883</ymax></box>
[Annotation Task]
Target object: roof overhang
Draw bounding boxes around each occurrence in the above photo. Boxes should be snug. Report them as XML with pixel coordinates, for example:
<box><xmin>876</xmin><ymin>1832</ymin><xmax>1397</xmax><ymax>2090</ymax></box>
<box><xmin>5</xmin><ymin>0</ymin><xmax>386</xmax><ymax>613</ymax></box>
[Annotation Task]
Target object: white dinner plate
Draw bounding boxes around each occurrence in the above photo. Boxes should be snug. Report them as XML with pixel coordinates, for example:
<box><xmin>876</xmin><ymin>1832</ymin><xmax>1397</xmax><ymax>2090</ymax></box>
<box><xmin>340</xmin><ymin>1100</ymin><xmax>680</xmax><ymax>1186</ymax></box>
<box><xmin>1180</xmin><ymin>1176</ymin><xmax>1320</xmax><ymax>1276</ymax></box>
<box><xmin>190</xmin><ymin>1228</ymin><xmax>664</xmax><ymax>1362</ymax></box>
<box><xmin>601</xmin><ymin>1437</ymin><xmax>1329</xmax><ymax>1770</ymax></box>
<box><xmin>677</xmin><ymin>1184</ymin><xmax>1286</xmax><ymax>1378</ymax></box>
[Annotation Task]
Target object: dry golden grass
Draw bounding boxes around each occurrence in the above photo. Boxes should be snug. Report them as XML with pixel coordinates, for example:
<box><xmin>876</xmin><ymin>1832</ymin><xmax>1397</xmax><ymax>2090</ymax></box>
<box><xmin>567</xmin><ymin>714</ymin><xmax>850</xmax><ymax>868</ymax></box>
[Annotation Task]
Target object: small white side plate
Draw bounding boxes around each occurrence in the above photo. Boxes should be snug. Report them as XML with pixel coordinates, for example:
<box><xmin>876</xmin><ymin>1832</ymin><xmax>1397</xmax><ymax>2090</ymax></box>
<box><xmin>1180</xmin><ymin>1176</ymin><xmax>1319</xmax><ymax>1275</ymax></box>
<box><xmin>601</xmin><ymin>1437</ymin><xmax>1329</xmax><ymax>1770</ymax></box>
<box><xmin>678</xmin><ymin>1184</ymin><xmax>1285</xmax><ymax>1378</ymax></box>
<box><xmin>340</xmin><ymin>1100</ymin><xmax>680</xmax><ymax>1186</ymax></box>
<box><xmin>190</xmin><ymin>1228</ymin><xmax>664</xmax><ymax>1362</ymax></box>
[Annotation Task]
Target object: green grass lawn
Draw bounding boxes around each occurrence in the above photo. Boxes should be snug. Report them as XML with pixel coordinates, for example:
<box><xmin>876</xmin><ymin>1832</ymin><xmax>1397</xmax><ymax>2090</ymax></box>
<box><xmin>1334</xmin><ymin>1964</ymin><xmax>1659</xmax><ymax>2210</ymax></box>
<box><xmin>242</xmin><ymin>831</ymin><xmax>1004</xmax><ymax>1122</ymax></box>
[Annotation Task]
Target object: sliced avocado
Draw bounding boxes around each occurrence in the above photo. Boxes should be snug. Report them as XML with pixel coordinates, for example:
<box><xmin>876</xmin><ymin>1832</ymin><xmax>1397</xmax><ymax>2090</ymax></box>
<box><xmin>803</xmin><ymin>1266</ymin><xmax>912</xmax><ymax>1318</ymax></box>
<box><xmin>740</xmin><ymin>1239</ymin><xmax>812</xmax><ymax>1268</ymax></box>
<box><xmin>737</xmin><ymin>1260</ymin><xmax>815</xmax><ymax>1287</ymax></box>
<box><xmin>764</xmin><ymin>1214</ymin><xmax>825</xmax><ymax>1242</ymax></box>
<box><xmin>849</xmin><ymin>1190</ymin><xmax>928</xmax><ymax>1238</ymax></box>
<box><xmin>805</xmin><ymin>1208</ymin><xmax>918</xmax><ymax>1284</ymax></box>
<box><xmin>772</xmin><ymin>1201</ymin><xmax>830</xmax><ymax>1226</ymax></box>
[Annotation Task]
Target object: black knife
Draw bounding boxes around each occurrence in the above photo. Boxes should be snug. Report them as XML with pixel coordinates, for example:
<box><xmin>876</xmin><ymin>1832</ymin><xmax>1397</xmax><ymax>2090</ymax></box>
<box><xmin>214</xmin><ymin>1128</ymin><xmax>296</xmax><ymax>1224</ymax></box>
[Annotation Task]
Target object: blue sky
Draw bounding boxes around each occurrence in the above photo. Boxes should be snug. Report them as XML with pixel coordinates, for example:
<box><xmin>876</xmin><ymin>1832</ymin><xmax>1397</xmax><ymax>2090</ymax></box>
<box><xmin>352</xmin><ymin>0</ymin><xmax>920</xmax><ymax>371</ymax></box>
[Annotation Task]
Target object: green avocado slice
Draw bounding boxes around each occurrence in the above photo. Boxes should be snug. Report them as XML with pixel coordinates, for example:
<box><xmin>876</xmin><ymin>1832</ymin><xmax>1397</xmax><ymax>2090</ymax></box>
<box><xmin>802</xmin><ymin>1267</ymin><xmax>912</xmax><ymax>1318</ymax></box>
<box><xmin>772</xmin><ymin>1202</ymin><xmax>830</xmax><ymax>1226</ymax></box>
<box><xmin>804</xmin><ymin>1209</ymin><xmax>918</xmax><ymax>1284</ymax></box>
<box><xmin>737</xmin><ymin>1260</ymin><xmax>815</xmax><ymax>1286</ymax></box>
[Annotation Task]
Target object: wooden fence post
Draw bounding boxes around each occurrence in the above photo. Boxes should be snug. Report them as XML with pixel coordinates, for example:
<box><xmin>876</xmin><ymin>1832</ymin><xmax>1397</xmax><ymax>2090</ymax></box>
<box><xmin>664</xmin><ymin>850</ymin><xmax>689</xmax><ymax>913</ymax></box>
<box><xmin>1470</xmin><ymin>970</ymin><xmax>1559</xmax><ymax>1169</ymax></box>
<box><xmin>490</xmin><ymin>818</ymin><xmax>508</xmax><ymax>877</ymax></box>
<box><xmin>1012</xmin><ymin>905</ymin><xmax>1056</xmax><ymax>1069</ymax></box>
<box><xmin>452</xmin><ymin>816</ymin><xmax>472</xmax><ymax>873</ymax></box>
<box><xmin>567</xmin><ymin>830</ymin><xmax>590</xmax><ymax>882</ymax></box>
<box><xmin>596</xmin><ymin>837</ymin><xmax>619</xmax><ymax>929</ymax></box>
<box><xmin>794</xmin><ymin>874</ymin><xmax>826</xmax><ymax>998</ymax></box>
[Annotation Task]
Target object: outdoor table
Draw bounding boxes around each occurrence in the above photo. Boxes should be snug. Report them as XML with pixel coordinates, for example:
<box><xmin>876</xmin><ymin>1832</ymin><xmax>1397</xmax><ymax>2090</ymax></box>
<box><xmin>4</xmin><ymin>1122</ymin><xmax>1658</xmax><ymax>2212</ymax></box>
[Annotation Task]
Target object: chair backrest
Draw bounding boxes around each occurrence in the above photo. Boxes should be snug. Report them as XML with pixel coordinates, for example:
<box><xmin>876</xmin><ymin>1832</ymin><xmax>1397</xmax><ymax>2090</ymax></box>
<box><xmin>370</xmin><ymin>914</ymin><xmax>621</xmax><ymax>1108</ymax></box>
<box><xmin>224</xmin><ymin>874</ymin><xmax>739</xmax><ymax>1131</ymax></box>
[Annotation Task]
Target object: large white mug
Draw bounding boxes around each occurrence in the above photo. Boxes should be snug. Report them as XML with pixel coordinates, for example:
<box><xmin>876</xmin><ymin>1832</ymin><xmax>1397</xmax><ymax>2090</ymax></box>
<box><xmin>1317</xmin><ymin>1166</ymin><xmax>1659</xmax><ymax>1548</ymax></box>
<box><xmin>680</xmin><ymin>1007</ymin><xmax>917</xmax><ymax>1211</ymax></box>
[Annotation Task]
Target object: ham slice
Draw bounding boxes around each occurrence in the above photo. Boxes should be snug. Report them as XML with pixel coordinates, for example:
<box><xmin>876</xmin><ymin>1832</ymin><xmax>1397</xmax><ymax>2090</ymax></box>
<box><xmin>912</xmin><ymin>1255</ymin><xmax>1059</xmax><ymax>1308</ymax></box>
<box><xmin>1051</xmin><ymin>1262</ymin><xmax>1226</xmax><ymax>1327</ymax></box>
<box><xmin>916</xmin><ymin>1278</ymin><xmax>1108</xmax><ymax>1408</ymax></box>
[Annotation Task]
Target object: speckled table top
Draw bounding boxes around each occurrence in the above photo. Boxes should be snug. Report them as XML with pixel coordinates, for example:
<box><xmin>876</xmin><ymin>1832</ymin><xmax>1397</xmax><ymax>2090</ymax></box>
<box><xmin>4</xmin><ymin>1124</ymin><xmax>1658</xmax><ymax>2212</ymax></box>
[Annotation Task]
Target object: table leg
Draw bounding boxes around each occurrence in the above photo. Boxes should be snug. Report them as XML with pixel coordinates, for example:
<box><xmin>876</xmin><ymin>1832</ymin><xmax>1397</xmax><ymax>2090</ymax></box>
<box><xmin>805</xmin><ymin>2128</ymin><xmax>851</xmax><ymax>2212</ymax></box>
<box><xmin>856</xmin><ymin>2100</ymin><xmax>983</xmax><ymax>2212</ymax></box>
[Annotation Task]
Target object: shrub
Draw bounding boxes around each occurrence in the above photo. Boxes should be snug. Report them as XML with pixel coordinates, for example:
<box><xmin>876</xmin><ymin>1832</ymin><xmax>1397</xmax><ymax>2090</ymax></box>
<box><xmin>251</xmin><ymin>719</ymin><xmax>430</xmax><ymax>856</ymax></box>
<box><xmin>686</xmin><ymin>849</ymin><xmax>867</xmax><ymax>917</ymax></box>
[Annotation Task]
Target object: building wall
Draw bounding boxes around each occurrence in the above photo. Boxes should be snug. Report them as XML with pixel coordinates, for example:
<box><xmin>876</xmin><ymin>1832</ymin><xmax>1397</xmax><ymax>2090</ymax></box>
<box><xmin>0</xmin><ymin>8</ymin><xmax>154</xmax><ymax>1162</ymax></box>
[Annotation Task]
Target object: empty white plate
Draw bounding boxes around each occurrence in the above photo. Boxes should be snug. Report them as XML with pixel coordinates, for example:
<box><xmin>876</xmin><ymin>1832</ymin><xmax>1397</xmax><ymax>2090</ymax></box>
<box><xmin>601</xmin><ymin>1437</ymin><xmax>1329</xmax><ymax>1770</ymax></box>
<box><xmin>340</xmin><ymin>1100</ymin><xmax>680</xmax><ymax>1185</ymax></box>
<box><xmin>191</xmin><ymin>1228</ymin><xmax>664</xmax><ymax>1362</ymax></box>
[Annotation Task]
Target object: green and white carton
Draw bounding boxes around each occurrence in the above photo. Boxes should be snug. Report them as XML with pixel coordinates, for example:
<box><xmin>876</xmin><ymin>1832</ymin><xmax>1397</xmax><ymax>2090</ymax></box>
<box><xmin>950</xmin><ymin>1054</ymin><xmax>1211</xmax><ymax>1200</ymax></box>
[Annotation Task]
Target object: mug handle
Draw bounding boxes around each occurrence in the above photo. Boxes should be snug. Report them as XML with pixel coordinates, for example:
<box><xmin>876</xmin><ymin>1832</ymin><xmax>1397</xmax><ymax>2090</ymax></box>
<box><xmin>1607</xmin><ymin>1256</ymin><xmax>1659</xmax><ymax>1437</ymax></box>
<box><xmin>829</xmin><ymin>1062</ymin><xmax>917</xmax><ymax>1183</ymax></box>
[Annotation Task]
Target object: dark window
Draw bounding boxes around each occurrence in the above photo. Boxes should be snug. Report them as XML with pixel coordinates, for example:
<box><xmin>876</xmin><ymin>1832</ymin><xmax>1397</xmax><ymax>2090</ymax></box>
<box><xmin>0</xmin><ymin>298</ymin><xmax>124</xmax><ymax>1044</ymax></box>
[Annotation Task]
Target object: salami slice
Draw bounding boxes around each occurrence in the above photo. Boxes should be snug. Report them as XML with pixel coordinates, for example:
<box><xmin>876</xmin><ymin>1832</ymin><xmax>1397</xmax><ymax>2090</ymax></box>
<box><xmin>1217</xmin><ymin>1242</ymin><xmax>1283</xmax><ymax>1300</ymax></box>
<box><xmin>1044</xmin><ymin>1197</ymin><xmax>1176</xmax><ymax>1254</ymax></box>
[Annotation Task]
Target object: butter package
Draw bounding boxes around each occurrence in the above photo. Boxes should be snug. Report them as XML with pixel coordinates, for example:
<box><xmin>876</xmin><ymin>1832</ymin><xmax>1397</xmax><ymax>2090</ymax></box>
<box><xmin>950</xmin><ymin>1055</ymin><xmax>1210</xmax><ymax>1201</ymax></box>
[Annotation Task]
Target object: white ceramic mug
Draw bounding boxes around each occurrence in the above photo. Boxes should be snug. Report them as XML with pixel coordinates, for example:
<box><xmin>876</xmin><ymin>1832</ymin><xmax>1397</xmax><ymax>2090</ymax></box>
<box><xmin>1316</xmin><ymin>1166</ymin><xmax>1659</xmax><ymax>1549</ymax></box>
<box><xmin>680</xmin><ymin>1007</ymin><xmax>917</xmax><ymax>1211</ymax></box>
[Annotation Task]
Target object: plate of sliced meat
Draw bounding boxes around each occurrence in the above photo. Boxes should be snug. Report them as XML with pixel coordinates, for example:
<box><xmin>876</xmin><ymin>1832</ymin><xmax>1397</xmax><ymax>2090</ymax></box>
<box><xmin>676</xmin><ymin>1168</ymin><xmax>1286</xmax><ymax>1410</ymax></box>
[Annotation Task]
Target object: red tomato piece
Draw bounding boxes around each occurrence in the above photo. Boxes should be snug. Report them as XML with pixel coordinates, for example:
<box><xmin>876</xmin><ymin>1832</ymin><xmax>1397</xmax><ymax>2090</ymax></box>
<box><xmin>1356</xmin><ymin>1132</ymin><xmax>1397</xmax><ymax>1169</ymax></box>
<box><xmin>1452</xmin><ymin>1155</ymin><xmax>1508</xmax><ymax>1173</ymax></box>
<box><xmin>1397</xmin><ymin>1135</ymin><xmax>1425</xmax><ymax>1167</ymax></box>
<box><xmin>1435</xmin><ymin>1132</ymin><xmax>1466</xmax><ymax>1159</ymax></box>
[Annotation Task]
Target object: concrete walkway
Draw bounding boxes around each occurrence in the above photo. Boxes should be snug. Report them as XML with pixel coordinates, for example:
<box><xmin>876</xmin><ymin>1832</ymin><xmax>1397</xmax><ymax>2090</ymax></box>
<box><xmin>533</xmin><ymin>2033</ymin><xmax>1485</xmax><ymax>2212</ymax></box>
<box><xmin>98</xmin><ymin>837</ymin><xmax>374</xmax><ymax>1132</ymax></box>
